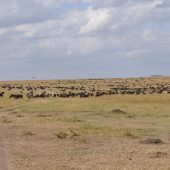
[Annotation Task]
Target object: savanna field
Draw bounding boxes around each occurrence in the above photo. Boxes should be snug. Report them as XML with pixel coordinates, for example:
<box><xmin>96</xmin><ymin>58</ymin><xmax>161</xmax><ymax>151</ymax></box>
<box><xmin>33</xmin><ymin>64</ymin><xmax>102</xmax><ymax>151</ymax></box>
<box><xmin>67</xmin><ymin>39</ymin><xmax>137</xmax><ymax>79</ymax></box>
<box><xmin>0</xmin><ymin>77</ymin><xmax>170</xmax><ymax>170</ymax></box>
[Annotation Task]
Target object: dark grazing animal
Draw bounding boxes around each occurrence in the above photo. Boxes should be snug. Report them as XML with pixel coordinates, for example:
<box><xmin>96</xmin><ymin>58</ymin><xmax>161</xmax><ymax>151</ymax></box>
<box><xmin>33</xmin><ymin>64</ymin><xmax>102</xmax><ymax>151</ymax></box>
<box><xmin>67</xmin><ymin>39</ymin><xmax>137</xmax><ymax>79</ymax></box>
<box><xmin>9</xmin><ymin>94</ymin><xmax>23</xmax><ymax>99</ymax></box>
<box><xmin>0</xmin><ymin>92</ymin><xmax>4</xmax><ymax>98</ymax></box>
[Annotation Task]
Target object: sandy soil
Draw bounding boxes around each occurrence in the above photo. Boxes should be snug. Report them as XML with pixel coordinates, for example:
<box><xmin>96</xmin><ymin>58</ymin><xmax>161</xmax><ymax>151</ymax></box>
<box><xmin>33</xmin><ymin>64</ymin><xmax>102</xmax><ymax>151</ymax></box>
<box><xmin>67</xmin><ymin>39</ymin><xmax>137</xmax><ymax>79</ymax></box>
<box><xmin>3</xmin><ymin>135</ymin><xmax>170</xmax><ymax>170</ymax></box>
<box><xmin>0</xmin><ymin>126</ymin><xmax>8</xmax><ymax>170</ymax></box>
<box><xmin>0</xmin><ymin>111</ymin><xmax>170</xmax><ymax>170</ymax></box>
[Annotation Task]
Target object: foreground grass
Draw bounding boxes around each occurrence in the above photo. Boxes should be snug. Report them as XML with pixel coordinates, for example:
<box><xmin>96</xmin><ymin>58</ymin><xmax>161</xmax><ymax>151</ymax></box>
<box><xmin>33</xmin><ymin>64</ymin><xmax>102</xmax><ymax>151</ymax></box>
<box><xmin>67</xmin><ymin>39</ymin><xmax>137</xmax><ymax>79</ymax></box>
<box><xmin>0</xmin><ymin>94</ymin><xmax>170</xmax><ymax>117</ymax></box>
<box><xmin>55</xmin><ymin>124</ymin><xmax>152</xmax><ymax>139</ymax></box>
<box><xmin>1</xmin><ymin>79</ymin><xmax>170</xmax><ymax>170</ymax></box>
<box><xmin>0</xmin><ymin>94</ymin><xmax>169</xmax><ymax>139</ymax></box>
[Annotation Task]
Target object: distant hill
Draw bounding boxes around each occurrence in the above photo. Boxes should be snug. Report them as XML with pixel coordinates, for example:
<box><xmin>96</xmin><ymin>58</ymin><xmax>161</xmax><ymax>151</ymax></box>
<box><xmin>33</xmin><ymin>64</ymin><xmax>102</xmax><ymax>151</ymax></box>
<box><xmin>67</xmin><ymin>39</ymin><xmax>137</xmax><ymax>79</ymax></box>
<box><xmin>150</xmin><ymin>75</ymin><xmax>166</xmax><ymax>77</ymax></box>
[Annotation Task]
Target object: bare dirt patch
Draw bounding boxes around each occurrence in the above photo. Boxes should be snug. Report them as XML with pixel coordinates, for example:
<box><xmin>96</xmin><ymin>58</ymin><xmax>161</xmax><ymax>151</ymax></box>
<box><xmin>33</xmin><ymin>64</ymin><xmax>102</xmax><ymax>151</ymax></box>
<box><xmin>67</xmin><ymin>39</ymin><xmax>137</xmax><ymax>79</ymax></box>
<box><xmin>0</xmin><ymin>127</ymin><xmax>9</xmax><ymax>170</ymax></box>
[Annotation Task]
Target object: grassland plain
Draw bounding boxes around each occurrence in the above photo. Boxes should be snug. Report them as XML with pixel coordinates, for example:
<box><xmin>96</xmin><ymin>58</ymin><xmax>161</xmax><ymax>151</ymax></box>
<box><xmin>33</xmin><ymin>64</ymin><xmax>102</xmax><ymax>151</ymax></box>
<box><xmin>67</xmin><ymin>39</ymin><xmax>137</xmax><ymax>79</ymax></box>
<box><xmin>0</xmin><ymin>79</ymin><xmax>170</xmax><ymax>170</ymax></box>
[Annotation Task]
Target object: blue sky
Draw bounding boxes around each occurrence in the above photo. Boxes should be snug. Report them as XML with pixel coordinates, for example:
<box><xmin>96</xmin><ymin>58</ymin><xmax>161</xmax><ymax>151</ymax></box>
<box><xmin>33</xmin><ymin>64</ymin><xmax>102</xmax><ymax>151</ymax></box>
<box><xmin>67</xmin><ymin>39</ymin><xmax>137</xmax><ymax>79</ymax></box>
<box><xmin>0</xmin><ymin>0</ymin><xmax>170</xmax><ymax>80</ymax></box>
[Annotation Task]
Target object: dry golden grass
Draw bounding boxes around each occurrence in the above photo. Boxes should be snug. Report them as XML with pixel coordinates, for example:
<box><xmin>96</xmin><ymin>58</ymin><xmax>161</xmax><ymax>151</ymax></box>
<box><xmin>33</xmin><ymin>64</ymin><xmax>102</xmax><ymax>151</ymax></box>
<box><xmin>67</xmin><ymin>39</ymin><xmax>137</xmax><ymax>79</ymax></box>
<box><xmin>0</xmin><ymin>78</ymin><xmax>170</xmax><ymax>170</ymax></box>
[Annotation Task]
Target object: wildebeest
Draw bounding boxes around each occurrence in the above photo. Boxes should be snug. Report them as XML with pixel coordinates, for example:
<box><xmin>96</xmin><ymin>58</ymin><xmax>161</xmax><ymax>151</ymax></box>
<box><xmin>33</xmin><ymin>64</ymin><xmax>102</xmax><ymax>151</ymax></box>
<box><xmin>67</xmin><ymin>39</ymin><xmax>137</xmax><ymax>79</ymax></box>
<box><xmin>26</xmin><ymin>92</ymin><xmax>51</xmax><ymax>99</ymax></box>
<box><xmin>0</xmin><ymin>92</ymin><xmax>4</xmax><ymax>98</ymax></box>
<box><xmin>9</xmin><ymin>94</ymin><xmax>23</xmax><ymax>99</ymax></box>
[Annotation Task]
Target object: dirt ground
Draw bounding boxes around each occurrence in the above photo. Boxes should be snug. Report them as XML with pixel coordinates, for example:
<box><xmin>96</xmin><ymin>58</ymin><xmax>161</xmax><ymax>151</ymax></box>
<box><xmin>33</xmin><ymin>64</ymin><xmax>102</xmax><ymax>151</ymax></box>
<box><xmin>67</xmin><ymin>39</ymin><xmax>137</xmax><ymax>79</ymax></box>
<box><xmin>0</xmin><ymin>129</ymin><xmax>7</xmax><ymax>170</ymax></box>
<box><xmin>0</xmin><ymin>102</ymin><xmax>170</xmax><ymax>170</ymax></box>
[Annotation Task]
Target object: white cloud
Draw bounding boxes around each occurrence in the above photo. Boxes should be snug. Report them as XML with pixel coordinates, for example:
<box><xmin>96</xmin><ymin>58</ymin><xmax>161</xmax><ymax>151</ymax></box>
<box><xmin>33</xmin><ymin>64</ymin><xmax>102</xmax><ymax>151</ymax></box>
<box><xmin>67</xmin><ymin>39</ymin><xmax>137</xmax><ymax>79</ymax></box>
<box><xmin>0</xmin><ymin>0</ymin><xmax>170</xmax><ymax>79</ymax></box>
<box><xmin>142</xmin><ymin>30</ymin><xmax>155</xmax><ymax>41</ymax></box>
<box><xmin>79</xmin><ymin>7</ymin><xmax>115</xmax><ymax>34</ymax></box>
<box><xmin>68</xmin><ymin>36</ymin><xmax>102</xmax><ymax>55</ymax></box>
<box><xmin>126</xmin><ymin>50</ymin><xmax>145</xmax><ymax>59</ymax></box>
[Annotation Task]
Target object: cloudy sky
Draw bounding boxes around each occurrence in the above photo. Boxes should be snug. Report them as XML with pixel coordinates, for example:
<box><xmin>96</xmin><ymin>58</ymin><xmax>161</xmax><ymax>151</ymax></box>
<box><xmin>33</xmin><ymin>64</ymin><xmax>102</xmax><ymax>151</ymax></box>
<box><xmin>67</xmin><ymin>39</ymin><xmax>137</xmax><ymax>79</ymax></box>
<box><xmin>0</xmin><ymin>0</ymin><xmax>170</xmax><ymax>80</ymax></box>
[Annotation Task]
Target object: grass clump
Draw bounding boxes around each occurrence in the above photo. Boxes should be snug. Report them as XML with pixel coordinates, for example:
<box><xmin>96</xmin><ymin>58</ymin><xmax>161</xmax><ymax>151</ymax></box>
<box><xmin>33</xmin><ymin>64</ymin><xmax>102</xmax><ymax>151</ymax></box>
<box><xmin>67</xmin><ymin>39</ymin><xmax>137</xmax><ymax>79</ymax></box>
<box><xmin>55</xmin><ymin>131</ymin><xmax>68</xmax><ymax>139</ymax></box>
<box><xmin>36</xmin><ymin>114</ymin><xmax>52</xmax><ymax>118</ymax></box>
<box><xmin>35</xmin><ymin>116</ymin><xmax>84</xmax><ymax>124</ymax></box>
<box><xmin>123</xmin><ymin>129</ymin><xmax>136</xmax><ymax>138</ymax></box>
<box><xmin>70</xmin><ymin>117</ymin><xmax>84</xmax><ymax>123</ymax></box>
<box><xmin>55</xmin><ymin>129</ymin><xmax>80</xmax><ymax>139</ymax></box>
<box><xmin>111</xmin><ymin>109</ymin><xmax>127</xmax><ymax>115</ymax></box>
<box><xmin>0</xmin><ymin>116</ymin><xmax>12</xmax><ymax>123</ymax></box>
<box><xmin>69</xmin><ymin>128</ymin><xmax>80</xmax><ymax>137</ymax></box>
<box><xmin>22</xmin><ymin>130</ymin><xmax>35</xmax><ymax>136</ymax></box>
<box><xmin>66</xmin><ymin>124</ymin><xmax>152</xmax><ymax>138</ymax></box>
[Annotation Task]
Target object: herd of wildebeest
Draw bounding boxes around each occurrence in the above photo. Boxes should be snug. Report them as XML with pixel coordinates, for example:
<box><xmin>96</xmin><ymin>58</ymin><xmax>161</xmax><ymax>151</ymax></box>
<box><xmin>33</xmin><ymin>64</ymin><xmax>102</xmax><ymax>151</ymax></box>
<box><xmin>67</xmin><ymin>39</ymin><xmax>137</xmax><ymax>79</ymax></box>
<box><xmin>0</xmin><ymin>77</ymin><xmax>170</xmax><ymax>99</ymax></box>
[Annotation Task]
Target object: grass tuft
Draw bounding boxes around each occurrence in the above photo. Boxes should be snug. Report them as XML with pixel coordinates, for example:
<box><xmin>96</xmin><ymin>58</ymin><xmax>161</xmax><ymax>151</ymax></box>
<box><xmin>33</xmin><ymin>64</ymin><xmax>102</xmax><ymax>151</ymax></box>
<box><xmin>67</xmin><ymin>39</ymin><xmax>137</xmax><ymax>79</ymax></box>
<box><xmin>22</xmin><ymin>131</ymin><xmax>35</xmax><ymax>136</ymax></box>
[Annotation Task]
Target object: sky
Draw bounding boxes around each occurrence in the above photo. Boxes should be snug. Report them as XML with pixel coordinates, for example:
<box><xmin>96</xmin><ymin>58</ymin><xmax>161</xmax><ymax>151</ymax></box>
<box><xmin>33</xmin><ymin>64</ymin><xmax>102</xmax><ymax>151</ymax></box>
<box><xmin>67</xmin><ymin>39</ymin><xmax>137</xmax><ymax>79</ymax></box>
<box><xmin>0</xmin><ymin>0</ymin><xmax>170</xmax><ymax>80</ymax></box>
